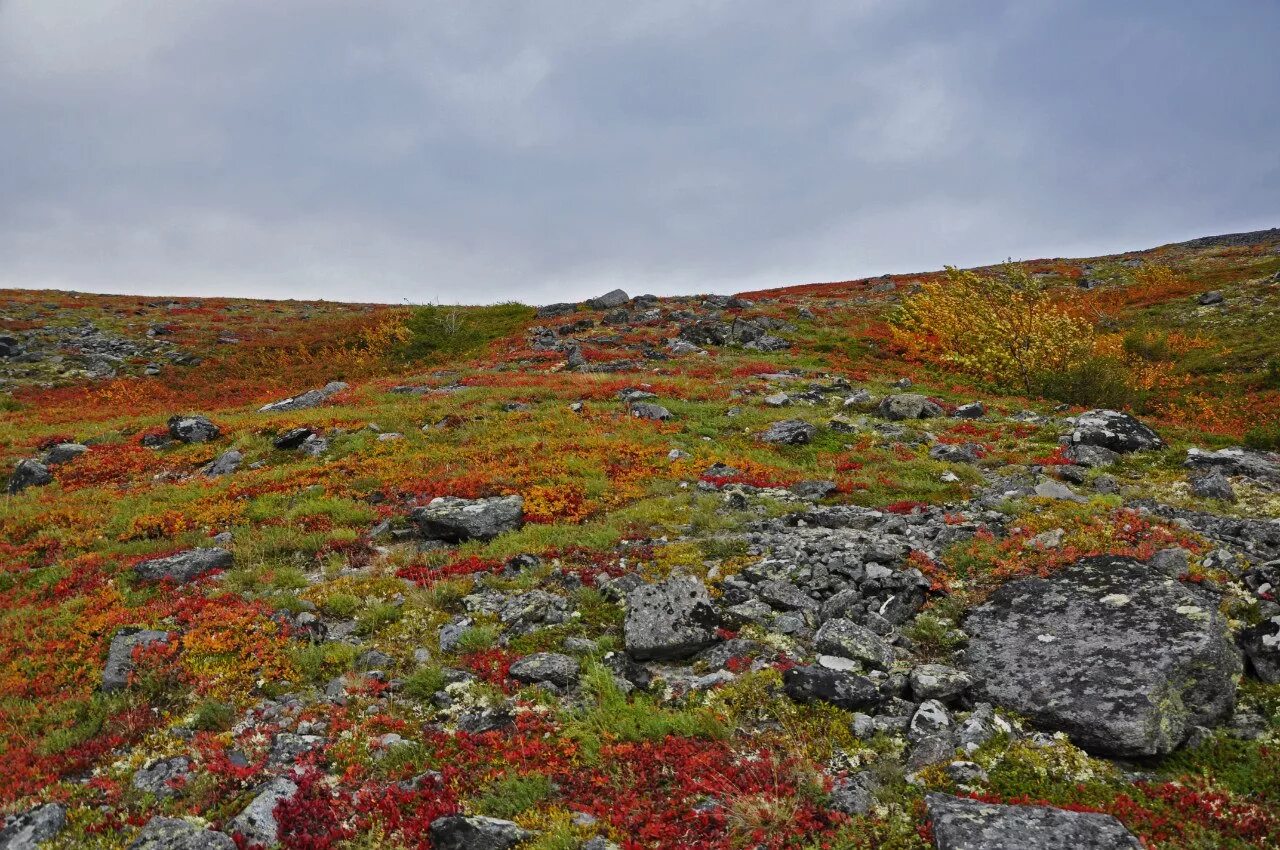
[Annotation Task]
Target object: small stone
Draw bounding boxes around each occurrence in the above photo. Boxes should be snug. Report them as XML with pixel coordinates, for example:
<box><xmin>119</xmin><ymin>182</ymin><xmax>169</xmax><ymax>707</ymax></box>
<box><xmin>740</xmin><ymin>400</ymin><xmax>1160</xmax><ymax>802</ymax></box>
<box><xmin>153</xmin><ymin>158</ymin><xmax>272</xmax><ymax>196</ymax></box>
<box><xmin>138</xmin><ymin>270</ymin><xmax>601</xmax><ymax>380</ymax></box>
<box><xmin>167</xmin><ymin>415</ymin><xmax>220</xmax><ymax>444</ymax></box>
<box><xmin>509</xmin><ymin>652</ymin><xmax>580</xmax><ymax>688</ymax></box>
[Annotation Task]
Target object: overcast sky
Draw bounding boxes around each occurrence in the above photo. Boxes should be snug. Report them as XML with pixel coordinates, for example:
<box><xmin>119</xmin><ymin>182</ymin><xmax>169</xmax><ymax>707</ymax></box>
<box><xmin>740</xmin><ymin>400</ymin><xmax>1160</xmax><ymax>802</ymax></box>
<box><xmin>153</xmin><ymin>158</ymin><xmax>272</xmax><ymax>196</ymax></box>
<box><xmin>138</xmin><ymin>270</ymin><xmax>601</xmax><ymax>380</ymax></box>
<box><xmin>0</xmin><ymin>1</ymin><xmax>1276</xmax><ymax>305</ymax></box>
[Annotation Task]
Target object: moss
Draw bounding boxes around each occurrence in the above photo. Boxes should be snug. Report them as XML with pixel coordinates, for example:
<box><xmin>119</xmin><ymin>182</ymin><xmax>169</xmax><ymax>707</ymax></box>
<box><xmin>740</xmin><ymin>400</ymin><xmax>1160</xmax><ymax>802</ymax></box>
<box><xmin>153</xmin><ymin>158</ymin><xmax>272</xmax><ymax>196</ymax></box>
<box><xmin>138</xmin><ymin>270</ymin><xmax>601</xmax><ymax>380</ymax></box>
<box><xmin>473</xmin><ymin>774</ymin><xmax>555</xmax><ymax>820</ymax></box>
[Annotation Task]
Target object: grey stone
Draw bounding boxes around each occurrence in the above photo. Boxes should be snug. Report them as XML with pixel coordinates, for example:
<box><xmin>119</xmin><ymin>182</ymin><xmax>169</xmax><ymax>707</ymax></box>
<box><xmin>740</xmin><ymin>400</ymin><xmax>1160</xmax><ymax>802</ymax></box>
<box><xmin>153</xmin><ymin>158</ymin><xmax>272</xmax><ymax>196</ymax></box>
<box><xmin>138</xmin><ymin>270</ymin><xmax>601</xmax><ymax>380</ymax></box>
<box><xmin>1149</xmin><ymin>547</ymin><xmax>1191</xmax><ymax>577</ymax></box>
<box><xmin>584</xmin><ymin>289</ymin><xmax>630</xmax><ymax>310</ymax></box>
<box><xmin>925</xmin><ymin>793</ymin><xmax>1141</xmax><ymax>849</ymax></box>
<box><xmin>790</xmin><ymin>480</ymin><xmax>837</xmax><ymax>500</ymax></box>
<box><xmin>509</xmin><ymin>652</ymin><xmax>580</xmax><ymax>688</ymax></box>
<box><xmin>828</xmin><ymin>772</ymin><xmax>878</xmax><ymax>815</ymax></box>
<box><xmin>0</xmin><ymin>803</ymin><xmax>66</xmax><ymax>850</ymax></box>
<box><xmin>411</xmin><ymin>495</ymin><xmax>524</xmax><ymax>542</ymax></box>
<box><xmin>7</xmin><ymin>459</ymin><xmax>51</xmax><ymax>494</ymax></box>
<box><xmin>907</xmin><ymin>735</ymin><xmax>956</xmax><ymax>770</ymax></box>
<box><xmin>813</xmin><ymin>619</ymin><xmax>894</xmax><ymax>670</ymax></box>
<box><xmin>132</xmin><ymin>756</ymin><xmax>191</xmax><ymax>798</ymax></box>
<box><xmin>1068</xmin><ymin>409</ymin><xmax>1164</xmax><ymax>453</ymax></box>
<box><xmin>134</xmin><ymin>548</ymin><xmax>233</xmax><ymax>583</ymax></box>
<box><xmin>128</xmin><ymin>817</ymin><xmax>235</xmax><ymax>850</ymax></box>
<box><xmin>103</xmin><ymin>628</ymin><xmax>171</xmax><ymax>691</ymax></box>
<box><xmin>258</xmin><ymin>381</ymin><xmax>349</xmax><ymax>413</ymax></box>
<box><xmin>299</xmin><ymin>434</ymin><xmax>329</xmax><ymax>456</ymax></box>
<box><xmin>910</xmin><ymin>663</ymin><xmax>973</xmax><ymax>702</ymax></box>
<box><xmin>203</xmin><ymin>450</ymin><xmax>242</xmax><ymax>477</ymax></box>
<box><xmin>910</xmin><ymin>699</ymin><xmax>953</xmax><ymax>741</ymax></box>
<box><xmin>1064</xmin><ymin>444</ymin><xmax>1121</xmax><ymax>468</ymax></box>
<box><xmin>759</xmin><ymin>419</ymin><xmax>817</xmax><ymax>445</ymax></box>
<box><xmin>272</xmin><ymin>427</ymin><xmax>314</xmax><ymax>449</ymax></box>
<box><xmin>929</xmin><ymin>443</ymin><xmax>984</xmax><ymax>464</ymax></box>
<box><xmin>1241</xmin><ymin>615</ymin><xmax>1280</xmax><ymax>684</ymax></box>
<box><xmin>877</xmin><ymin>394</ymin><xmax>943</xmax><ymax>421</ymax></box>
<box><xmin>763</xmin><ymin>393</ymin><xmax>791</xmax><ymax>407</ymax></box>
<box><xmin>630</xmin><ymin>402</ymin><xmax>672</xmax><ymax>421</ymax></box>
<box><xmin>954</xmin><ymin>401</ymin><xmax>986</xmax><ymax>419</ymax></box>
<box><xmin>963</xmin><ymin>555</ymin><xmax>1241</xmax><ymax>757</ymax></box>
<box><xmin>44</xmin><ymin>443</ymin><xmax>88</xmax><ymax>465</ymax></box>
<box><xmin>624</xmin><ymin>577</ymin><xmax>719</xmax><ymax>661</ymax></box>
<box><xmin>1190</xmin><ymin>471</ymin><xmax>1236</xmax><ymax>501</ymax></box>
<box><xmin>783</xmin><ymin>665</ymin><xmax>883</xmax><ymax>711</ymax></box>
<box><xmin>1198</xmin><ymin>290</ymin><xmax>1224</xmax><ymax>305</ymax></box>
<box><xmin>227</xmin><ymin>778</ymin><xmax>298</xmax><ymax>847</ymax></box>
<box><xmin>167</xmin><ymin>415</ymin><xmax>220</xmax><ymax>443</ymax></box>
<box><xmin>1033</xmin><ymin>479</ymin><xmax>1084</xmax><ymax>502</ymax></box>
<box><xmin>429</xmin><ymin>815</ymin><xmax>533</xmax><ymax>850</ymax></box>
<box><xmin>1185</xmin><ymin>446</ymin><xmax>1280</xmax><ymax>485</ymax></box>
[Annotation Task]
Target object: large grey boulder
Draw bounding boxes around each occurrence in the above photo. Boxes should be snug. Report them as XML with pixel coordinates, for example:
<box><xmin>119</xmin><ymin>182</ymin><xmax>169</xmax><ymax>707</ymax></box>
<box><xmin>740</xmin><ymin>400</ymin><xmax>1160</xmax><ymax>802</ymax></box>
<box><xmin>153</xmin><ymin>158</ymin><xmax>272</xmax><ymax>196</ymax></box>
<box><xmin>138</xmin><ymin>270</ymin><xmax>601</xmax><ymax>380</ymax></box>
<box><xmin>1068</xmin><ymin>409</ymin><xmax>1163</xmax><ymax>453</ymax></box>
<box><xmin>1185</xmin><ymin>446</ymin><xmax>1280</xmax><ymax>486</ymax></box>
<box><xmin>103</xmin><ymin>628</ymin><xmax>171</xmax><ymax>691</ymax></box>
<box><xmin>202</xmin><ymin>450</ymin><xmax>242</xmax><ymax>478</ymax></box>
<box><xmin>509</xmin><ymin>652</ymin><xmax>580</xmax><ymax>688</ymax></box>
<box><xmin>411</xmin><ymin>495</ymin><xmax>524</xmax><ymax>542</ymax></box>
<box><xmin>227</xmin><ymin>778</ymin><xmax>298</xmax><ymax>847</ymax></box>
<box><xmin>630</xmin><ymin>402</ymin><xmax>673</xmax><ymax>421</ymax></box>
<box><xmin>44</xmin><ymin>442</ymin><xmax>89</xmax><ymax>465</ymax></box>
<box><xmin>133</xmin><ymin>548</ymin><xmax>233</xmax><ymax>583</ymax></box>
<box><xmin>167</xmin><ymin>415</ymin><xmax>220</xmax><ymax>444</ymax></box>
<box><xmin>7</xmin><ymin>459</ymin><xmax>52</xmax><ymax>494</ymax></box>
<box><xmin>584</xmin><ymin>289</ymin><xmax>630</xmax><ymax>310</ymax></box>
<box><xmin>758</xmin><ymin>419</ymin><xmax>817</xmax><ymax>445</ymax></box>
<box><xmin>963</xmin><ymin>555</ymin><xmax>1241</xmax><ymax>757</ymax></box>
<box><xmin>783</xmin><ymin>665</ymin><xmax>883</xmax><ymax>711</ymax></box>
<box><xmin>429</xmin><ymin>815</ymin><xmax>532</xmax><ymax>850</ymax></box>
<box><xmin>877</xmin><ymin>394</ymin><xmax>943</xmax><ymax>421</ymax></box>
<box><xmin>624</xmin><ymin>577</ymin><xmax>719</xmax><ymax>661</ymax></box>
<box><xmin>128</xmin><ymin>817</ymin><xmax>235</xmax><ymax>850</ymax></box>
<box><xmin>925</xmin><ymin>793</ymin><xmax>1141</xmax><ymax>850</ymax></box>
<box><xmin>0</xmin><ymin>803</ymin><xmax>66</xmax><ymax>850</ymax></box>
<box><xmin>132</xmin><ymin>756</ymin><xmax>191</xmax><ymax>798</ymax></box>
<box><xmin>258</xmin><ymin>381</ymin><xmax>349</xmax><ymax>413</ymax></box>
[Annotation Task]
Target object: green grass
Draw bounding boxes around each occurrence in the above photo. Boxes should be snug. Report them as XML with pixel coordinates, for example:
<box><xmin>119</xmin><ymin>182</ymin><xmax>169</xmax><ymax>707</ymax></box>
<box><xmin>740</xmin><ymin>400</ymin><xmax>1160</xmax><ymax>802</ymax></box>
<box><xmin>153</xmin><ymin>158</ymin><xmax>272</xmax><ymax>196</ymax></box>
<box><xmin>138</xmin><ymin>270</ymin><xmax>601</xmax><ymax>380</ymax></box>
<box><xmin>396</xmin><ymin>302</ymin><xmax>534</xmax><ymax>362</ymax></box>
<box><xmin>474</xmin><ymin>774</ymin><xmax>555</xmax><ymax>819</ymax></box>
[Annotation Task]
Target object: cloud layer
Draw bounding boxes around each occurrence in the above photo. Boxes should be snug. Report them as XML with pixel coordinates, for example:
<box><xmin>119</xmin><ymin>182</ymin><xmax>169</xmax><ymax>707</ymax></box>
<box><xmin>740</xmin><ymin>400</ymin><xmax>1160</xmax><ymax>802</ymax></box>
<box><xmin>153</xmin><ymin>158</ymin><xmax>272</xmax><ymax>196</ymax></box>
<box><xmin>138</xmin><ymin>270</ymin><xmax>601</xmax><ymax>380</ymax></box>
<box><xmin>1</xmin><ymin>1</ymin><xmax>1276</xmax><ymax>304</ymax></box>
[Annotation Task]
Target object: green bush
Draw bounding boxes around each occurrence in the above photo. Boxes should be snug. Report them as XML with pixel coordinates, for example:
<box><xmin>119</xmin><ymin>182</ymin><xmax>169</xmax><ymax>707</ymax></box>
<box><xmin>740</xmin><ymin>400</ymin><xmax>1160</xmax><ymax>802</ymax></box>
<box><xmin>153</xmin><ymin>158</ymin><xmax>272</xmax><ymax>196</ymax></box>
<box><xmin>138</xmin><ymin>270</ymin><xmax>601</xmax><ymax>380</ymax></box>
<box><xmin>474</xmin><ymin>774</ymin><xmax>555</xmax><ymax>819</ymax></box>
<box><xmin>1035</xmin><ymin>355</ymin><xmax>1135</xmax><ymax>410</ymax></box>
<box><xmin>1244</xmin><ymin>423</ymin><xmax>1280</xmax><ymax>451</ymax></box>
<box><xmin>396</xmin><ymin>302</ymin><xmax>533</xmax><ymax>362</ymax></box>
<box><xmin>402</xmin><ymin>665</ymin><xmax>448</xmax><ymax>701</ymax></box>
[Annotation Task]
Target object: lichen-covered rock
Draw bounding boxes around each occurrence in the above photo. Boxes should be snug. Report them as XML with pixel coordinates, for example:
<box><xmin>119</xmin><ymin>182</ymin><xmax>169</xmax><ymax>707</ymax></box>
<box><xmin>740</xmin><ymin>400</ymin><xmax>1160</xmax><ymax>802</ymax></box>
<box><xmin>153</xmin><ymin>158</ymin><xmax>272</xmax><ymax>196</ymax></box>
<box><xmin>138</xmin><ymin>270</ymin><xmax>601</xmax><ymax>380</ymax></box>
<box><xmin>629</xmin><ymin>402</ymin><xmax>672</xmax><ymax>421</ymax></box>
<box><xmin>132</xmin><ymin>756</ymin><xmax>191</xmax><ymax>798</ymax></box>
<box><xmin>509</xmin><ymin>652</ymin><xmax>580</xmax><ymax>688</ymax></box>
<box><xmin>133</xmin><ymin>548</ymin><xmax>233</xmax><ymax>583</ymax></box>
<box><xmin>783</xmin><ymin>665</ymin><xmax>883</xmax><ymax>711</ymax></box>
<box><xmin>963</xmin><ymin>555</ymin><xmax>1241</xmax><ymax>757</ymax></box>
<box><xmin>1068</xmin><ymin>409</ymin><xmax>1163</xmax><ymax>453</ymax></box>
<box><xmin>7</xmin><ymin>458</ymin><xmax>52</xmax><ymax>494</ymax></box>
<box><xmin>411</xmin><ymin>495</ymin><xmax>524</xmax><ymax>542</ymax></box>
<box><xmin>758</xmin><ymin>419</ymin><xmax>817</xmax><ymax>445</ymax></box>
<box><xmin>227</xmin><ymin>778</ymin><xmax>298</xmax><ymax>847</ymax></box>
<box><xmin>167</xmin><ymin>415</ymin><xmax>220</xmax><ymax>443</ymax></box>
<box><xmin>0</xmin><ymin>803</ymin><xmax>66</xmax><ymax>850</ymax></box>
<box><xmin>1241</xmin><ymin>615</ymin><xmax>1280</xmax><ymax>683</ymax></box>
<box><xmin>624</xmin><ymin>577</ymin><xmax>719</xmax><ymax>661</ymax></box>
<box><xmin>1189</xmin><ymin>471</ymin><xmax>1236</xmax><ymax>501</ymax></box>
<box><xmin>127</xmin><ymin>817</ymin><xmax>235</xmax><ymax>850</ymax></box>
<box><xmin>103</xmin><ymin>628</ymin><xmax>171</xmax><ymax>691</ymax></box>
<box><xmin>1185</xmin><ymin>446</ymin><xmax>1280</xmax><ymax>485</ymax></box>
<box><xmin>910</xmin><ymin>663</ymin><xmax>973</xmax><ymax>702</ymax></box>
<box><xmin>429</xmin><ymin>815</ymin><xmax>533</xmax><ymax>850</ymax></box>
<box><xmin>258</xmin><ymin>381</ymin><xmax>348</xmax><ymax>413</ymax></box>
<box><xmin>877</xmin><ymin>393</ymin><xmax>943</xmax><ymax>421</ymax></box>
<box><xmin>202</xmin><ymin>449</ymin><xmax>242</xmax><ymax>478</ymax></box>
<box><xmin>925</xmin><ymin>793</ymin><xmax>1141</xmax><ymax>849</ymax></box>
<box><xmin>813</xmin><ymin>618</ymin><xmax>894</xmax><ymax>670</ymax></box>
<box><xmin>44</xmin><ymin>442</ymin><xmax>88</xmax><ymax>465</ymax></box>
<box><xmin>584</xmin><ymin>289</ymin><xmax>630</xmax><ymax>310</ymax></box>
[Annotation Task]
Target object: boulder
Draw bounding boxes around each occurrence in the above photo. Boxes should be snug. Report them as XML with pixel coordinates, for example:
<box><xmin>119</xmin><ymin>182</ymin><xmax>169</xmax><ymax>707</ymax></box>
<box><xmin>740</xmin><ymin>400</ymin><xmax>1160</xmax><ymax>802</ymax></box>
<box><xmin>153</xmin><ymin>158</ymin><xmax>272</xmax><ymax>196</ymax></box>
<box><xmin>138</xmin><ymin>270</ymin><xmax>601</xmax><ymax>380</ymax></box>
<box><xmin>584</xmin><ymin>289</ymin><xmax>630</xmax><ymax>310</ymax></box>
<box><xmin>411</xmin><ymin>495</ymin><xmax>524</xmax><ymax>542</ymax></box>
<box><xmin>103</xmin><ymin>628</ymin><xmax>171</xmax><ymax>691</ymax></box>
<box><xmin>813</xmin><ymin>618</ymin><xmax>894</xmax><ymax>670</ymax></box>
<box><xmin>759</xmin><ymin>419</ymin><xmax>817</xmax><ymax>445</ymax></box>
<box><xmin>134</xmin><ymin>548</ymin><xmax>233</xmax><ymax>583</ymax></box>
<box><xmin>1068</xmin><ymin>410</ymin><xmax>1163</xmax><ymax>453</ymax></box>
<box><xmin>202</xmin><ymin>450</ymin><xmax>242</xmax><ymax>477</ymax></box>
<box><xmin>44</xmin><ymin>442</ymin><xmax>88</xmax><ymax>465</ymax></box>
<box><xmin>877</xmin><ymin>393</ymin><xmax>943</xmax><ymax>421</ymax></box>
<box><xmin>630</xmin><ymin>402</ymin><xmax>673</xmax><ymax>421</ymax></box>
<box><xmin>1185</xmin><ymin>446</ymin><xmax>1280</xmax><ymax>486</ymax></box>
<box><xmin>1064</xmin><ymin>444</ymin><xmax>1120</xmax><ymax>468</ymax></box>
<box><xmin>1241</xmin><ymin>615</ymin><xmax>1280</xmax><ymax>683</ymax></box>
<box><xmin>783</xmin><ymin>665</ymin><xmax>883</xmax><ymax>711</ymax></box>
<box><xmin>963</xmin><ymin>555</ymin><xmax>1241</xmax><ymax>757</ymax></box>
<box><xmin>509</xmin><ymin>652</ymin><xmax>580</xmax><ymax>688</ymax></box>
<box><xmin>536</xmin><ymin>302</ymin><xmax>576</xmax><ymax>319</ymax></box>
<box><xmin>953</xmin><ymin>401</ymin><xmax>986</xmax><ymax>419</ymax></box>
<box><xmin>429</xmin><ymin>815</ymin><xmax>532</xmax><ymax>850</ymax></box>
<box><xmin>1198</xmin><ymin>290</ymin><xmax>1224</xmax><ymax>305</ymax></box>
<box><xmin>227</xmin><ymin>778</ymin><xmax>298</xmax><ymax>847</ymax></box>
<box><xmin>7</xmin><ymin>459</ymin><xmax>52</xmax><ymax>494</ymax></box>
<box><xmin>0</xmin><ymin>803</ymin><xmax>66</xmax><ymax>850</ymax></box>
<box><xmin>1190</xmin><ymin>471</ymin><xmax>1236</xmax><ymax>502</ymax></box>
<box><xmin>929</xmin><ymin>443</ymin><xmax>984</xmax><ymax>464</ymax></box>
<box><xmin>273</xmin><ymin>427</ymin><xmax>315</xmax><ymax>450</ymax></box>
<box><xmin>624</xmin><ymin>577</ymin><xmax>719</xmax><ymax>661</ymax></box>
<box><xmin>789</xmin><ymin>480</ymin><xmax>837</xmax><ymax>500</ymax></box>
<box><xmin>258</xmin><ymin>381</ymin><xmax>349</xmax><ymax>413</ymax></box>
<box><xmin>910</xmin><ymin>663</ymin><xmax>973</xmax><ymax>702</ymax></box>
<box><xmin>925</xmin><ymin>793</ymin><xmax>1141</xmax><ymax>850</ymax></box>
<box><xmin>132</xmin><ymin>756</ymin><xmax>191</xmax><ymax>798</ymax></box>
<box><xmin>167</xmin><ymin>415</ymin><xmax>220</xmax><ymax>443</ymax></box>
<box><xmin>128</xmin><ymin>817</ymin><xmax>235</xmax><ymax>850</ymax></box>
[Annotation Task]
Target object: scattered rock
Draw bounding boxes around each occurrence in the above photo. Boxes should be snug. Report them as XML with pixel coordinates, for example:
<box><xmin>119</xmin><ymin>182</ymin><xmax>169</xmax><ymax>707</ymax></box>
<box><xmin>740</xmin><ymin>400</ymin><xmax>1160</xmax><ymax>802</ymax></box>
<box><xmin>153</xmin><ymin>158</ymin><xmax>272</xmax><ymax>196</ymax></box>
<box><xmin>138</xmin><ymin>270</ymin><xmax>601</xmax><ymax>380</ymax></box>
<box><xmin>509</xmin><ymin>652</ymin><xmax>581</xmax><ymax>688</ymax></box>
<box><xmin>1190</xmin><ymin>471</ymin><xmax>1236</xmax><ymax>502</ymax></box>
<box><xmin>128</xmin><ymin>817</ymin><xmax>235</xmax><ymax>850</ymax></box>
<box><xmin>925</xmin><ymin>793</ymin><xmax>1141</xmax><ymax>849</ymax></box>
<box><xmin>1064</xmin><ymin>444</ymin><xmax>1120</xmax><ymax>468</ymax></box>
<box><xmin>783</xmin><ymin>665</ymin><xmax>883</xmax><ymax>711</ymax></box>
<box><xmin>584</xmin><ymin>289</ymin><xmax>630</xmax><ymax>310</ymax></box>
<box><xmin>203</xmin><ymin>450</ymin><xmax>242</xmax><ymax>477</ymax></box>
<box><xmin>1198</xmin><ymin>290</ymin><xmax>1225</xmax><ymax>305</ymax></box>
<box><xmin>273</xmin><ymin>427</ymin><xmax>315</xmax><ymax>450</ymax></box>
<box><xmin>44</xmin><ymin>442</ymin><xmax>88</xmax><ymax>465</ymax></box>
<box><xmin>7</xmin><ymin>458</ymin><xmax>52</xmax><ymax>494</ymax></box>
<box><xmin>167</xmin><ymin>415</ymin><xmax>220</xmax><ymax>444</ymax></box>
<box><xmin>132</xmin><ymin>756</ymin><xmax>191</xmax><ymax>798</ymax></box>
<box><xmin>877</xmin><ymin>393</ymin><xmax>943</xmax><ymax>421</ymax></box>
<box><xmin>0</xmin><ymin>803</ymin><xmax>66</xmax><ymax>850</ymax></box>
<box><xmin>624</xmin><ymin>577</ymin><xmax>719</xmax><ymax>661</ymax></box>
<box><xmin>103</xmin><ymin>628</ymin><xmax>171</xmax><ymax>691</ymax></box>
<box><xmin>630</xmin><ymin>402</ymin><xmax>673</xmax><ymax>421</ymax></box>
<box><xmin>411</xmin><ymin>496</ymin><xmax>524</xmax><ymax>542</ymax></box>
<box><xmin>953</xmin><ymin>401</ymin><xmax>986</xmax><ymax>419</ymax></box>
<box><xmin>759</xmin><ymin>419</ymin><xmax>817</xmax><ymax>445</ymax></box>
<box><xmin>910</xmin><ymin>663</ymin><xmax>973</xmax><ymax>702</ymax></box>
<box><xmin>226</xmin><ymin>778</ymin><xmax>298</xmax><ymax>847</ymax></box>
<box><xmin>1241</xmin><ymin>616</ymin><xmax>1280</xmax><ymax>684</ymax></box>
<box><xmin>258</xmin><ymin>381</ymin><xmax>349</xmax><ymax>413</ymax></box>
<box><xmin>964</xmin><ymin>555</ymin><xmax>1241</xmax><ymax>757</ymax></box>
<box><xmin>429</xmin><ymin>815</ymin><xmax>533</xmax><ymax>850</ymax></box>
<box><xmin>813</xmin><ymin>618</ymin><xmax>894</xmax><ymax>670</ymax></box>
<box><xmin>134</xmin><ymin>548</ymin><xmax>233</xmax><ymax>583</ymax></box>
<box><xmin>1068</xmin><ymin>409</ymin><xmax>1163</xmax><ymax>453</ymax></box>
<box><xmin>1185</xmin><ymin>446</ymin><xmax>1280</xmax><ymax>486</ymax></box>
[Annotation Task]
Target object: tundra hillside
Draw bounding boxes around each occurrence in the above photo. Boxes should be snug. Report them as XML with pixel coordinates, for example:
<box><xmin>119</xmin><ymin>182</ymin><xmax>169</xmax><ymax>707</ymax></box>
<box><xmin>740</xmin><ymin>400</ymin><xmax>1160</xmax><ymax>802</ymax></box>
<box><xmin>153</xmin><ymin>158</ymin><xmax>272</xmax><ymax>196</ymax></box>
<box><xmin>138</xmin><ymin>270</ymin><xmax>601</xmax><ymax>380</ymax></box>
<box><xmin>2</xmin><ymin>228</ymin><xmax>1280</xmax><ymax>850</ymax></box>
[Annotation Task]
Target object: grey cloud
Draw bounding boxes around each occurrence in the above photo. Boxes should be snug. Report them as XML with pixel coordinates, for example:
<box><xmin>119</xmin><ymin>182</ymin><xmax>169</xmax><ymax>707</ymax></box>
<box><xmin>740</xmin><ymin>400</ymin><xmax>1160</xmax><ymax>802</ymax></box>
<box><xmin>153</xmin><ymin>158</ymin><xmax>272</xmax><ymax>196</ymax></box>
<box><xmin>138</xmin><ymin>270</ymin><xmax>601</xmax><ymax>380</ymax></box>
<box><xmin>0</xmin><ymin>0</ymin><xmax>1276</xmax><ymax>304</ymax></box>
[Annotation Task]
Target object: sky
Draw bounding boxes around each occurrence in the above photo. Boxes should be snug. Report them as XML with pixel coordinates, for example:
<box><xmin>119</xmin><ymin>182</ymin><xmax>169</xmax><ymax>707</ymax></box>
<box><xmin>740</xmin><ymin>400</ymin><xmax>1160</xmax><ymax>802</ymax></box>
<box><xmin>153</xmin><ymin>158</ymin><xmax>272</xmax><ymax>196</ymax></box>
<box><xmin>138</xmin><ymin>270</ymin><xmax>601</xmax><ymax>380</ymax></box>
<box><xmin>0</xmin><ymin>1</ymin><xmax>1277</xmax><ymax>306</ymax></box>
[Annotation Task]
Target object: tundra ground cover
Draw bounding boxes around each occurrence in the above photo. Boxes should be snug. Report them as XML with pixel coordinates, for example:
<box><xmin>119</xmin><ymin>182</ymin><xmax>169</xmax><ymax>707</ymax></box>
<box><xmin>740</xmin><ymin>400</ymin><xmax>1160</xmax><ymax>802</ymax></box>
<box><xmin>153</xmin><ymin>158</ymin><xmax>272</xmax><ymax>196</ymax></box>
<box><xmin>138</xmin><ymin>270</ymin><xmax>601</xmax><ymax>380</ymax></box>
<box><xmin>2</xmin><ymin>231</ymin><xmax>1279</xmax><ymax>848</ymax></box>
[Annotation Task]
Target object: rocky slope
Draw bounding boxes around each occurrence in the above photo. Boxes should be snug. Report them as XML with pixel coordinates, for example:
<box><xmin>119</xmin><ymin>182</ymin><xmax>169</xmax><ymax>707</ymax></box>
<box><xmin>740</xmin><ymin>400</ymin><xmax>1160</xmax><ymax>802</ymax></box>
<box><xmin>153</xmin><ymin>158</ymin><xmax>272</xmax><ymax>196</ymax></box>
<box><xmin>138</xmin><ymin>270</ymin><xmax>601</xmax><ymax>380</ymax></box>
<box><xmin>2</xmin><ymin>231</ymin><xmax>1280</xmax><ymax>849</ymax></box>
